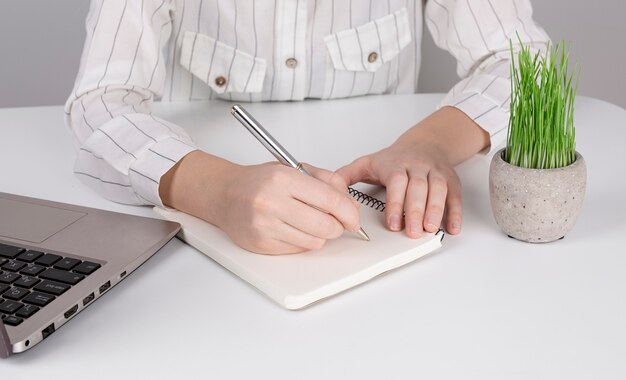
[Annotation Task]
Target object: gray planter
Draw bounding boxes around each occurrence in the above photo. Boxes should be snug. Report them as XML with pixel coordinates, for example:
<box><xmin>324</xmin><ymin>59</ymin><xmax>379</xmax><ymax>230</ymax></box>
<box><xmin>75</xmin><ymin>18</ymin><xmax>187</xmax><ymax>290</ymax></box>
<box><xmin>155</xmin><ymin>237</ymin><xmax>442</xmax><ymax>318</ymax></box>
<box><xmin>489</xmin><ymin>148</ymin><xmax>587</xmax><ymax>243</ymax></box>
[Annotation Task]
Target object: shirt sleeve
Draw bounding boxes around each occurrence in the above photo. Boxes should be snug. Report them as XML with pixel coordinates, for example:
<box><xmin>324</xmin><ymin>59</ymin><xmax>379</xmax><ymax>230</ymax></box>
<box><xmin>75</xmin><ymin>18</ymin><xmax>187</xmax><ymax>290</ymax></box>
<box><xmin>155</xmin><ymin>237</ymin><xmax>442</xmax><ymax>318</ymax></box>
<box><xmin>424</xmin><ymin>0</ymin><xmax>550</xmax><ymax>154</ymax></box>
<box><xmin>64</xmin><ymin>0</ymin><xmax>197</xmax><ymax>206</ymax></box>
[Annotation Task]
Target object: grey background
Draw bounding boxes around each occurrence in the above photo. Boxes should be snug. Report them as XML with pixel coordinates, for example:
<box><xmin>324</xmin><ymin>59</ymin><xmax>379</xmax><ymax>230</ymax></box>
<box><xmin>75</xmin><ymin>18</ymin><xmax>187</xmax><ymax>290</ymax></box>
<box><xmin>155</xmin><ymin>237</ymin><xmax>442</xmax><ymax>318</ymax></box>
<box><xmin>1</xmin><ymin>1</ymin><xmax>624</xmax><ymax>109</ymax></box>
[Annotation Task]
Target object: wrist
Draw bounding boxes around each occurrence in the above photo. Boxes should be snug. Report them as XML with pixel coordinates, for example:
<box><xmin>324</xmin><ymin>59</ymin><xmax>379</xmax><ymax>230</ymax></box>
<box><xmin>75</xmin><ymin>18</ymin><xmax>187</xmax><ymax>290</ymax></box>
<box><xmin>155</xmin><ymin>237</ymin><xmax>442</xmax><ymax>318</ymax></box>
<box><xmin>159</xmin><ymin>150</ymin><xmax>238</xmax><ymax>225</ymax></box>
<box><xmin>398</xmin><ymin>106</ymin><xmax>491</xmax><ymax>165</ymax></box>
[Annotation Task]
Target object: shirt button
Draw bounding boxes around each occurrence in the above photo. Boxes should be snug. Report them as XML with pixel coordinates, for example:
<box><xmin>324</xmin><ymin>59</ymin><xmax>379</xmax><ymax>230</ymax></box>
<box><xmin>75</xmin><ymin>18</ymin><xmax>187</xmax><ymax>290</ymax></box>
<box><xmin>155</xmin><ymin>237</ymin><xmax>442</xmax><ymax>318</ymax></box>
<box><xmin>215</xmin><ymin>76</ymin><xmax>227</xmax><ymax>87</ymax></box>
<box><xmin>367</xmin><ymin>52</ymin><xmax>378</xmax><ymax>63</ymax></box>
<box><xmin>285</xmin><ymin>58</ymin><xmax>298</xmax><ymax>69</ymax></box>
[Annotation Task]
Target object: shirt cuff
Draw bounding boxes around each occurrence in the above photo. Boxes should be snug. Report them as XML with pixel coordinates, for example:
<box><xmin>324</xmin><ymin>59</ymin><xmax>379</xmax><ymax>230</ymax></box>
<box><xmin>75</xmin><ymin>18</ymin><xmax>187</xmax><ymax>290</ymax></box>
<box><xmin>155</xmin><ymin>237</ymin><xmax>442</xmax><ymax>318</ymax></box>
<box><xmin>440</xmin><ymin>91</ymin><xmax>509</xmax><ymax>155</ymax></box>
<box><xmin>128</xmin><ymin>137</ymin><xmax>197</xmax><ymax>207</ymax></box>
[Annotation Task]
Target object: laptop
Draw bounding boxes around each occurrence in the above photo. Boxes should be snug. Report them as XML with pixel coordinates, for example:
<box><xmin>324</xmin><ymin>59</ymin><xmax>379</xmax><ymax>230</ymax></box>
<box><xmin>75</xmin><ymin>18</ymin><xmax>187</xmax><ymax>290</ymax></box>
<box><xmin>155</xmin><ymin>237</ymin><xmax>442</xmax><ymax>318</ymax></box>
<box><xmin>0</xmin><ymin>192</ymin><xmax>180</xmax><ymax>358</ymax></box>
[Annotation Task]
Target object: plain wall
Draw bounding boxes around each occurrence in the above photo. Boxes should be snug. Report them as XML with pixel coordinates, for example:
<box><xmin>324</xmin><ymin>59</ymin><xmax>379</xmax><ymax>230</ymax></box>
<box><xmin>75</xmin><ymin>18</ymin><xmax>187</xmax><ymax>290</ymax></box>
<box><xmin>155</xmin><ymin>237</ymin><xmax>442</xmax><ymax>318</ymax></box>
<box><xmin>1</xmin><ymin>0</ymin><xmax>624</xmax><ymax>109</ymax></box>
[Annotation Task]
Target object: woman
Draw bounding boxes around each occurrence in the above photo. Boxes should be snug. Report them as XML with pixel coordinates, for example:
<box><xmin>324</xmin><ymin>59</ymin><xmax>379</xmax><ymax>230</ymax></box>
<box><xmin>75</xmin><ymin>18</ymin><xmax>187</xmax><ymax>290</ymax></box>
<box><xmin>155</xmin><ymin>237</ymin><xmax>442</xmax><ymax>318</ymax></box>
<box><xmin>65</xmin><ymin>0</ymin><xmax>549</xmax><ymax>254</ymax></box>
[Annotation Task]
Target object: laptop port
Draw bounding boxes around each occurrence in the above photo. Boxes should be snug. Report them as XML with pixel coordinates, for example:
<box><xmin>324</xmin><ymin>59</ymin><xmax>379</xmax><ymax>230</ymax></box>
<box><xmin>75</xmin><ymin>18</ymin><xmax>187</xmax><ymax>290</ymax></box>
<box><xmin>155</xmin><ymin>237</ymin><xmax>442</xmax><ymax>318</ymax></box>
<box><xmin>99</xmin><ymin>281</ymin><xmax>111</xmax><ymax>294</ymax></box>
<box><xmin>41</xmin><ymin>323</ymin><xmax>55</xmax><ymax>340</ymax></box>
<box><xmin>119</xmin><ymin>271</ymin><xmax>127</xmax><ymax>278</ymax></box>
<box><xmin>64</xmin><ymin>304</ymin><xmax>78</xmax><ymax>319</ymax></box>
<box><xmin>83</xmin><ymin>292</ymin><xmax>95</xmax><ymax>306</ymax></box>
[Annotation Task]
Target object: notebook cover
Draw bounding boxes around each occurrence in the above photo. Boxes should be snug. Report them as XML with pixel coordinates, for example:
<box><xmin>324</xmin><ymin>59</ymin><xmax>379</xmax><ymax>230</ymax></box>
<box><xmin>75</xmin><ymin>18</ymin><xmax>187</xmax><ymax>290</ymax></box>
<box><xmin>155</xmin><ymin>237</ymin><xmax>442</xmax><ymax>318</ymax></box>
<box><xmin>153</xmin><ymin>205</ymin><xmax>443</xmax><ymax>310</ymax></box>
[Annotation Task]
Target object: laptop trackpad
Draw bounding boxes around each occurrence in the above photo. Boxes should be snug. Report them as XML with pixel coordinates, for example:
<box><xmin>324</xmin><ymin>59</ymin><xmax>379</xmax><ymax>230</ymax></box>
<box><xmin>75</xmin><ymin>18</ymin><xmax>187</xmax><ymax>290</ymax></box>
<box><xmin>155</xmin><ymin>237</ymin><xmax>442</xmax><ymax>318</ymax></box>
<box><xmin>0</xmin><ymin>198</ymin><xmax>86</xmax><ymax>243</ymax></box>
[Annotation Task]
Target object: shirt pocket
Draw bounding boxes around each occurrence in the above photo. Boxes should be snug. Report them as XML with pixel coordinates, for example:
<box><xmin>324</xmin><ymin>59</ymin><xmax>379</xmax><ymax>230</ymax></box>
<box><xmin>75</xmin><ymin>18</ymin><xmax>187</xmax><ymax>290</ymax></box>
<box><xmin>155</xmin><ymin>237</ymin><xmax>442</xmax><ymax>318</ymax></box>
<box><xmin>323</xmin><ymin>7</ymin><xmax>412</xmax><ymax>73</ymax></box>
<box><xmin>179</xmin><ymin>31</ymin><xmax>266</xmax><ymax>94</ymax></box>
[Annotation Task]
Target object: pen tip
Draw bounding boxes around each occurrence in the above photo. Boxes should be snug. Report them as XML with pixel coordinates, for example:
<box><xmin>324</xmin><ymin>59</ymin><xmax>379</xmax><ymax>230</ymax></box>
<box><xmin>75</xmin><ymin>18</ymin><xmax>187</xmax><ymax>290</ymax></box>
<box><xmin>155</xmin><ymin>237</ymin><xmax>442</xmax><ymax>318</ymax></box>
<box><xmin>357</xmin><ymin>227</ymin><xmax>370</xmax><ymax>241</ymax></box>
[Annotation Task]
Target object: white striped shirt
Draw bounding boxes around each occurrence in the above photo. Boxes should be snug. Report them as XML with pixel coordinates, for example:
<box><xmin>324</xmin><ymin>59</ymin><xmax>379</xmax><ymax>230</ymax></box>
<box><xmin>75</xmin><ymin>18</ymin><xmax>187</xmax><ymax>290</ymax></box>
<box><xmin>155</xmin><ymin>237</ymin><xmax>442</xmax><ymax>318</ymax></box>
<box><xmin>64</xmin><ymin>0</ymin><xmax>549</xmax><ymax>206</ymax></box>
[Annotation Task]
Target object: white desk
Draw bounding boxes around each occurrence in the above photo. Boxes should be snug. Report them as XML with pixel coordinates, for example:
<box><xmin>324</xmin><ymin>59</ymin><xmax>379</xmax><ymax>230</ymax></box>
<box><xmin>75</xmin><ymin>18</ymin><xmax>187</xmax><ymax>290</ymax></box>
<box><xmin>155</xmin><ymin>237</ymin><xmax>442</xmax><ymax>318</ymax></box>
<box><xmin>1</xmin><ymin>94</ymin><xmax>625</xmax><ymax>379</ymax></box>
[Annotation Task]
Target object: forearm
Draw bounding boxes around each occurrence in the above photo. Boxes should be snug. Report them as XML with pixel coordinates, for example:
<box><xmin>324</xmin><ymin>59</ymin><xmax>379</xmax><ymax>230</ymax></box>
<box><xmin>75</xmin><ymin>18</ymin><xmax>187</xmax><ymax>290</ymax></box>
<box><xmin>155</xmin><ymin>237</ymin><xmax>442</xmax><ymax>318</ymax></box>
<box><xmin>396</xmin><ymin>106</ymin><xmax>491</xmax><ymax>166</ymax></box>
<box><xmin>425</xmin><ymin>0</ymin><xmax>550</xmax><ymax>156</ymax></box>
<box><xmin>64</xmin><ymin>0</ymin><xmax>185</xmax><ymax>206</ymax></box>
<box><xmin>65</xmin><ymin>88</ymin><xmax>197</xmax><ymax>206</ymax></box>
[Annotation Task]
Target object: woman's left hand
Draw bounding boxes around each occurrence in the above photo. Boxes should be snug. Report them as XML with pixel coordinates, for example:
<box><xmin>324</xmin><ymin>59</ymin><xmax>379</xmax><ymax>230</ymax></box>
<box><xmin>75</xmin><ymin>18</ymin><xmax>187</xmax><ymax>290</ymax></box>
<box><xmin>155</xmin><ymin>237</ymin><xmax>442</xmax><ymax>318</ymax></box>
<box><xmin>336</xmin><ymin>138</ymin><xmax>462</xmax><ymax>238</ymax></box>
<box><xmin>336</xmin><ymin>106</ymin><xmax>491</xmax><ymax>239</ymax></box>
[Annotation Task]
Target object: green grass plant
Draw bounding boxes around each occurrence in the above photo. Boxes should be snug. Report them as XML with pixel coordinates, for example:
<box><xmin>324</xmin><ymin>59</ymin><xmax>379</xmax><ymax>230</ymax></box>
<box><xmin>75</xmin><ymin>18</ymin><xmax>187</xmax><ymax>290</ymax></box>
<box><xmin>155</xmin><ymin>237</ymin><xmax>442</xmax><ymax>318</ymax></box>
<box><xmin>504</xmin><ymin>37</ymin><xmax>579</xmax><ymax>169</ymax></box>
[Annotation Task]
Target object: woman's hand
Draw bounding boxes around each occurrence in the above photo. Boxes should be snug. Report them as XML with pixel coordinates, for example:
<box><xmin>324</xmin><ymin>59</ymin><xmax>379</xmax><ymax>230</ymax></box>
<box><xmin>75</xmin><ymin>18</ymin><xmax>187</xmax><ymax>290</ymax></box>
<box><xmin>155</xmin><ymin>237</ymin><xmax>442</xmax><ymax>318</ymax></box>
<box><xmin>215</xmin><ymin>162</ymin><xmax>362</xmax><ymax>254</ymax></box>
<box><xmin>160</xmin><ymin>151</ymin><xmax>361</xmax><ymax>255</ymax></box>
<box><xmin>336</xmin><ymin>106</ymin><xmax>491</xmax><ymax>238</ymax></box>
<box><xmin>337</xmin><ymin>140</ymin><xmax>461</xmax><ymax>238</ymax></box>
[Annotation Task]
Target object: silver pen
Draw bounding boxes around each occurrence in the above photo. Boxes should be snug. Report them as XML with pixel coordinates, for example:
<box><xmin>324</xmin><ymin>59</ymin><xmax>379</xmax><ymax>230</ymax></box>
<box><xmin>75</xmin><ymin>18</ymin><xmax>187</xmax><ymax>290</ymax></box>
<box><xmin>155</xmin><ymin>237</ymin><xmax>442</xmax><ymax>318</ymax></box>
<box><xmin>231</xmin><ymin>104</ymin><xmax>370</xmax><ymax>242</ymax></box>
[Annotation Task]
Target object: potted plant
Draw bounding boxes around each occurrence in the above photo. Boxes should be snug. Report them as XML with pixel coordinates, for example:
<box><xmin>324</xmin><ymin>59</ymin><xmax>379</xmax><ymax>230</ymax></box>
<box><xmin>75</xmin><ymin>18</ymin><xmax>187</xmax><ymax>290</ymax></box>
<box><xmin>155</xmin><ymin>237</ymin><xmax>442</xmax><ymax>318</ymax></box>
<box><xmin>489</xmin><ymin>39</ymin><xmax>586</xmax><ymax>243</ymax></box>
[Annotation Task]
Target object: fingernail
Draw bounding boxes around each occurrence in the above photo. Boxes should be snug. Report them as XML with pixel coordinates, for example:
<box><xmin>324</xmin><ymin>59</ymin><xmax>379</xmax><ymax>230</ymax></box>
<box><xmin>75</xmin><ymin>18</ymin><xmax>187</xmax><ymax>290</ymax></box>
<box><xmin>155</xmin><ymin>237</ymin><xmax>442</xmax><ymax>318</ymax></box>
<box><xmin>409</xmin><ymin>224</ymin><xmax>422</xmax><ymax>238</ymax></box>
<box><xmin>389</xmin><ymin>213</ymin><xmax>402</xmax><ymax>231</ymax></box>
<box><xmin>450</xmin><ymin>221</ymin><xmax>461</xmax><ymax>233</ymax></box>
<box><xmin>426</xmin><ymin>222</ymin><xmax>439</xmax><ymax>232</ymax></box>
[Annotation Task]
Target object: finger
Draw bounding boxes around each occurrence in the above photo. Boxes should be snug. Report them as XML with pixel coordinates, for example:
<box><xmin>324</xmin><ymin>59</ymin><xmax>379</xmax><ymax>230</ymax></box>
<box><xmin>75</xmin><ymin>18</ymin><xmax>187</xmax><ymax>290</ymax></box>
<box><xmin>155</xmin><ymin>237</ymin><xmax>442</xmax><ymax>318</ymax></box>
<box><xmin>423</xmin><ymin>172</ymin><xmax>448</xmax><ymax>233</ymax></box>
<box><xmin>276</xmin><ymin>221</ymin><xmax>328</xmax><ymax>252</ymax></box>
<box><xmin>289</xmin><ymin>175</ymin><xmax>361</xmax><ymax>233</ymax></box>
<box><xmin>246</xmin><ymin>239</ymin><xmax>309</xmax><ymax>255</ymax></box>
<box><xmin>241</xmin><ymin>217</ymin><xmax>327</xmax><ymax>254</ymax></box>
<box><xmin>235</xmin><ymin>226</ymin><xmax>311</xmax><ymax>255</ymax></box>
<box><xmin>444</xmin><ymin>174</ymin><xmax>463</xmax><ymax>234</ymax></box>
<box><xmin>281</xmin><ymin>198</ymin><xmax>345</xmax><ymax>240</ymax></box>
<box><xmin>380</xmin><ymin>168</ymin><xmax>409</xmax><ymax>232</ymax></box>
<box><xmin>403</xmin><ymin>174</ymin><xmax>429</xmax><ymax>238</ymax></box>
<box><xmin>335</xmin><ymin>156</ymin><xmax>373</xmax><ymax>186</ymax></box>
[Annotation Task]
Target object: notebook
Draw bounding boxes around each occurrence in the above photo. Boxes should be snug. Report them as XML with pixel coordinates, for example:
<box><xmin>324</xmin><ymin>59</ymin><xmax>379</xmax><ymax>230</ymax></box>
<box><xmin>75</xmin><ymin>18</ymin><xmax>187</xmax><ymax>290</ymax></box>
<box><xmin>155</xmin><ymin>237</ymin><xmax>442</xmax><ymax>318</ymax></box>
<box><xmin>153</xmin><ymin>187</ymin><xmax>444</xmax><ymax>309</ymax></box>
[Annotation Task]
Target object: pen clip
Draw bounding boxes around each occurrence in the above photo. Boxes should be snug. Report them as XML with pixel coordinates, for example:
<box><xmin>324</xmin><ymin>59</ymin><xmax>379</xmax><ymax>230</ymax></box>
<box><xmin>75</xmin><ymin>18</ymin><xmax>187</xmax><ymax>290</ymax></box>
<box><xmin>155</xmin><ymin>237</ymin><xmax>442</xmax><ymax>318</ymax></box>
<box><xmin>295</xmin><ymin>163</ymin><xmax>312</xmax><ymax>176</ymax></box>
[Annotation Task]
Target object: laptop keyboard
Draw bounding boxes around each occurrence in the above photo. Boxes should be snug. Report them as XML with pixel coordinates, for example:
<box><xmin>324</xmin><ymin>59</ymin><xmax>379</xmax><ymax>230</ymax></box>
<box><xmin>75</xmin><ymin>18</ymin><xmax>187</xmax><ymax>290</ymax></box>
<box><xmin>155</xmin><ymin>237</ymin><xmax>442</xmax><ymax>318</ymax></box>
<box><xmin>0</xmin><ymin>243</ymin><xmax>101</xmax><ymax>327</ymax></box>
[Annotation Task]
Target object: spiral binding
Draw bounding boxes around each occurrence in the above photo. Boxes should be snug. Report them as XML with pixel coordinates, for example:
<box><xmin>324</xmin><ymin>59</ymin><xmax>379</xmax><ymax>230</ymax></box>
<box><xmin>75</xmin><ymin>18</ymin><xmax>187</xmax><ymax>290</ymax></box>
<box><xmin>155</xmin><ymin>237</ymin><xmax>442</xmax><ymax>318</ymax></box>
<box><xmin>348</xmin><ymin>187</ymin><xmax>386</xmax><ymax>212</ymax></box>
<box><xmin>435</xmin><ymin>228</ymin><xmax>445</xmax><ymax>241</ymax></box>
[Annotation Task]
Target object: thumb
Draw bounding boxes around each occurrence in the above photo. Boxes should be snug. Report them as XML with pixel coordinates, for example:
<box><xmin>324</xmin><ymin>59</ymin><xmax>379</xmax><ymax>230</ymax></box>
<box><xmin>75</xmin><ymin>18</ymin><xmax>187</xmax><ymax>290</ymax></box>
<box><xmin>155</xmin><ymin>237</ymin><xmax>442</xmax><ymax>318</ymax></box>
<box><xmin>336</xmin><ymin>156</ymin><xmax>372</xmax><ymax>186</ymax></box>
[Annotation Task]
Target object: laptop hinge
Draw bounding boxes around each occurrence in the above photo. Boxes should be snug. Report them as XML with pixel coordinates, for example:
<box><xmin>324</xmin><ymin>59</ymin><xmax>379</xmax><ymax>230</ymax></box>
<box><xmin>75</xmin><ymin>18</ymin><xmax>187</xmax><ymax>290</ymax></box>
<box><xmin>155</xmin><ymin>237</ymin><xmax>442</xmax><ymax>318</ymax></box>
<box><xmin>0</xmin><ymin>322</ymin><xmax>11</xmax><ymax>358</ymax></box>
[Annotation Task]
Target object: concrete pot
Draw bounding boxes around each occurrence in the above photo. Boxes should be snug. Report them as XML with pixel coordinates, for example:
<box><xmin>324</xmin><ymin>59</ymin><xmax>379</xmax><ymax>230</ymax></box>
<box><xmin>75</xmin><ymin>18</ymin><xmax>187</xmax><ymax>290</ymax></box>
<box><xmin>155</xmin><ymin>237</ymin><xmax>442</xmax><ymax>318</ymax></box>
<box><xmin>489</xmin><ymin>148</ymin><xmax>586</xmax><ymax>243</ymax></box>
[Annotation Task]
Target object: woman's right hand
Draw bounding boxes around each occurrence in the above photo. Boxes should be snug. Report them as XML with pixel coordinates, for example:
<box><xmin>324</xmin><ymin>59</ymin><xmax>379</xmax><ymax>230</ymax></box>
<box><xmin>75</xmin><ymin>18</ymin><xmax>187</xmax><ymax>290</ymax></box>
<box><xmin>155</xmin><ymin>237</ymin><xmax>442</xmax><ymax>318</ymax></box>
<box><xmin>160</xmin><ymin>151</ymin><xmax>361</xmax><ymax>255</ymax></box>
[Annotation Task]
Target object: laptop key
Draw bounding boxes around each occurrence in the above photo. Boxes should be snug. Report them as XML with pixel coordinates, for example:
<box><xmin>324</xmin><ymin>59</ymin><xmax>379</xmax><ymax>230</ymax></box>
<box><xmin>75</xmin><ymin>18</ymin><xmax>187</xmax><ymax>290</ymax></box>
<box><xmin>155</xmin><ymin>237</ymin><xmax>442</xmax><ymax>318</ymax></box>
<box><xmin>40</xmin><ymin>268</ymin><xmax>84</xmax><ymax>285</ymax></box>
<box><xmin>13</xmin><ymin>275</ymin><xmax>41</xmax><ymax>289</ymax></box>
<box><xmin>0</xmin><ymin>272</ymin><xmax>20</xmax><ymax>284</ymax></box>
<box><xmin>0</xmin><ymin>244</ymin><xmax>25</xmax><ymax>259</ymax></box>
<box><xmin>0</xmin><ymin>300</ymin><xmax>23</xmax><ymax>314</ymax></box>
<box><xmin>15</xmin><ymin>304</ymin><xmax>39</xmax><ymax>319</ymax></box>
<box><xmin>22</xmin><ymin>292</ymin><xmax>55</xmax><ymax>307</ymax></box>
<box><xmin>34</xmin><ymin>253</ymin><xmax>62</xmax><ymax>267</ymax></box>
<box><xmin>0</xmin><ymin>259</ymin><xmax>7</xmax><ymax>266</ymax></box>
<box><xmin>2</xmin><ymin>287</ymin><xmax>30</xmax><ymax>301</ymax></box>
<box><xmin>2</xmin><ymin>260</ymin><xmax>27</xmax><ymax>272</ymax></box>
<box><xmin>34</xmin><ymin>280</ymin><xmax>70</xmax><ymax>296</ymax></box>
<box><xmin>16</xmin><ymin>250</ymin><xmax>44</xmax><ymax>263</ymax></box>
<box><xmin>0</xmin><ymin>284</ymin><xmax>9</xmax><ymax>294</ymax></box>
<box><xmin>54</xmin><ymin>258</ymin><xmax>82</xmax><ymax>271</ymax></box>
<box><xmin>2</xmin><ymin>315</ymin><xmax>24</xmax><ymax>326</ymax></box>
<box><xmin>20</xmin><ymin>264</ymin><xmax>46</xmax><ymax>276</ymax></box>
<box><xmin>73</xmin><ymin>261</ymin><xmax>101</xmax><ymax>275</ymax></box>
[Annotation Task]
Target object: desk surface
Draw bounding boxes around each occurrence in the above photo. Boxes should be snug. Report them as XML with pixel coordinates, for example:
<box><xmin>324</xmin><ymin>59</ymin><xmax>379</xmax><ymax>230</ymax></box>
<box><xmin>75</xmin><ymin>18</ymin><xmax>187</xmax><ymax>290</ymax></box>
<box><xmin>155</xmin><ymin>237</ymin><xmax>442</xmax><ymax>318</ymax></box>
<box><xmin>1</xmin><ymin>94</ymin><xmax>625</xmax><ymax>379</ymax></box>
